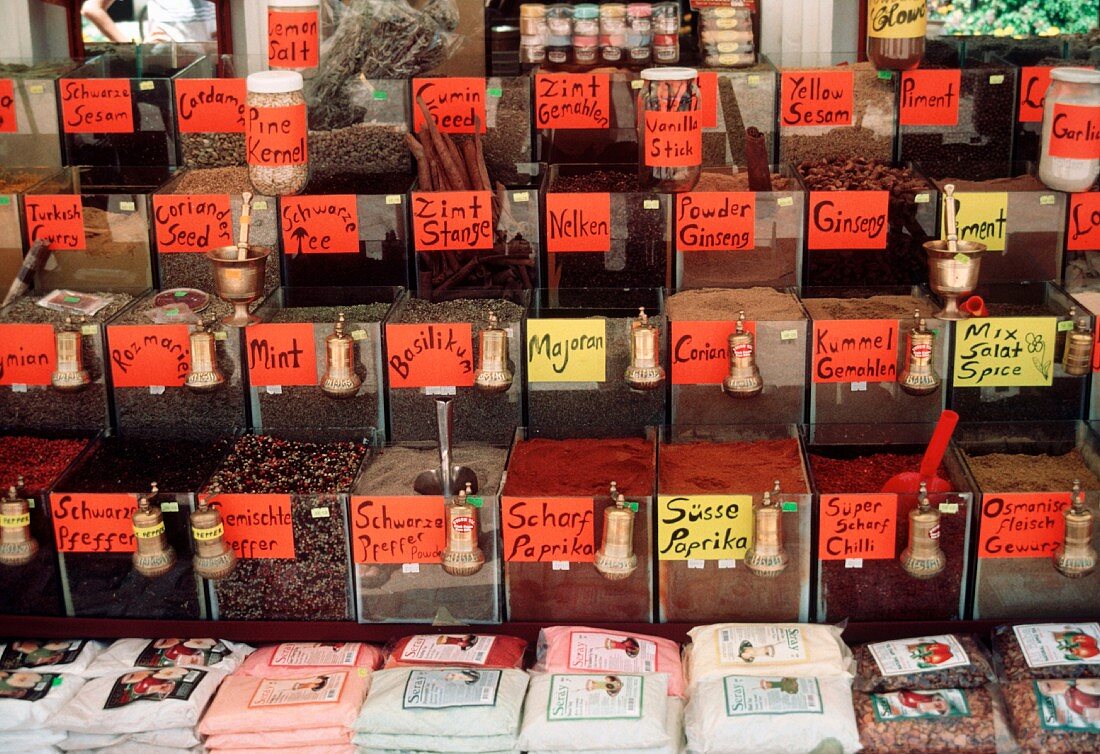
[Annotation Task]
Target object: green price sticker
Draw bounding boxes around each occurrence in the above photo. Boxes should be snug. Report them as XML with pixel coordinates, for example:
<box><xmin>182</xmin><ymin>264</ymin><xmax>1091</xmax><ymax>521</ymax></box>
<box><xmin>877</xmin><ymin>70</ymin><xmax>893</xmax><ymax>80</ymax></box>
<box><xmin>160</xmin><ymin>502</ymin><xmax>179</xmax><ymax>513</ymax></box>
<box><xmin>372</xmin><ymin>90</ymin><xmax>388</xmax><ymax>101</ymax></box>
<box><xmin>487</xmin><ymin>87</ymin><xmax>503</xmax><ymax>97</ymax></box>
<box><xmin>1058</xmin><ymin>320</ymin><xmax>1074</xmax><ymax>332</ymax></box>
<box><xmin>781</xmin><ymin>502</ymin><xmax>798</xmax><ymax>513</ymax></box>
<box><xmin>0</xmin><ymin>196</ymin><xmax>10</xmax><ymax>206</ymax></box>
<box><xmin>624</xmin><ymin>501</ymin><xmax>639</xmax><ymax>512</ymax></box>
<box><xmin>174</xmin><ymin>290</ymin><xmax>187</xmax><ymax>298</ymax></box>
<box><xmin>63</xmin><ymin>296</ymin><xmax>80</xmax><ymax>303</ymax></box>
<box><xmin>466</xmin><ymin>496</ymin><xmax>484</xmax><ymax>508</ymax></box>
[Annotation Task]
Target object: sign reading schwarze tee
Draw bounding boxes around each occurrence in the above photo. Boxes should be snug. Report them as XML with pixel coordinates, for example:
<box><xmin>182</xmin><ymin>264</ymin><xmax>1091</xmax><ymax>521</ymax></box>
<box><xmin>386</xmin><ymin>322</ymin><xmax>475</xmax><ymax>388</ymax></box>
<box><xmin>153</xmin><ymin>194</ymin><xmax>233</xmax><ymax>253</ymax></box>
<box><xmin>0</xmin><ymin>324</ymin><xmax>56</xmax><ymax>386</ymax></box>
<box><xmin>807</xmin><ymin>191</ymin><xmax>888</xmax><ymax>250</ymax></box>
<box><xmin>412</xmin><ymin>191</ymin><xmax>493</xmax><ymax>252</ymax></box>
<box><xmin>51</xmin><ymin>492</ymin><xmax>139</xmax><ymax>553</ymax></box>
<box><xmin>60</xmin><ymin>78</ymin><xmax>134</xmax><ymax>133</ymax></box>
<box><xmin>502</xmin><ymin>496</ymin><xmax>595</xmax><ymax>562</ymax></box>
<box><xmin>175</xmin><ymin>78</ymin><xmax>246</xmax><ymax>133</ymax></box>
<box><xmin>246</xmin><ymin>323</ymin><xmax>318</xmax><ymax>387</ymax></box>
<box><xmin>281</xmin><ymin>195</ymin><xmax>359</xmax><ymax>254</ymax></box>
<box><xmin>412</xmin><ymin>78</ymin><xmax>487</xmax><ymax>135</ymax></box>
<box><xmin>812</xmin><ymin>319</ymin><xmax>899</xmax><ymax>383</ymax></box>
<box><xmin>545</xmin><ymin>192</ymin><xmax>611</xmax><ymax>253</ymax></box>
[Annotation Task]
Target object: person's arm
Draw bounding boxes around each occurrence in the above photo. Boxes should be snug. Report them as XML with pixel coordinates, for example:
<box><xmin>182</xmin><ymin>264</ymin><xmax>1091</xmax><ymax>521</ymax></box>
<box><xmin>81</xmin><ymin>0</ymin><xmax>131</xmax><ymax>44</ymax></box>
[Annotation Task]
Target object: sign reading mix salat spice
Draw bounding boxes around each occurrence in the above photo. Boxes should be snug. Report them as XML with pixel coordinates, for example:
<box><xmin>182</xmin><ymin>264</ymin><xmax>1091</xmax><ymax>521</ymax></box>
<box><xmin>152</xmin><ymin>194</ymin><xmax>233</xmax><ymax>253</ymax></box>
<box><xmin>0</xmin><ymin>79</ymin><xmax>15</xmax><ymax>133</ymax></box>
<box><xmin>781</xmin><ymin>71</ymin><xmax>854</xmax><ymax>127</ymax></box>
<box><xmin>175</xmin><ymin>78</ymin><xmax>246</xmax><ymax>133</ymax></box>
<box><xmin>953</xmin><ymin>317</ymin><xmax>1056</xmax><ymax>388</ymax></box>
<box><xmin>526</xmin><ymin>319</ymin><xmax>606</xmax><ymax>383</ymax></box>
<box><xmin>60</xmin><ymin>79</ymin><xmax>134</xmax><ymax>133</ymax></box>
<box><xmin>535</xmin><ymin>73</ymin><xmax>610</xmax><ymax>129</ymax></box>
<box><xmin>247</xmin><ymin>103</ymin><xmax>307</xmax><ymax>167</ymax></box>
<box><xmin>899</xmin><ymin>70</ymin><xmax>960</xmax><ymax>127</ymax></box>
<box><xmin>24</xmin><ymin>195</ymin><xmax>85</xmax><ymax>250</ymax></box>
<box><xmin>108</xmin><ymin>324</ymin><xmax>191</xmax><ymax>388</ymax></box>
<box><xmin>281</xmin><ymin>195</ymin><xmax>359</xmax><ymax>254</ymax></box>
<box><xmin>412</xmin><ymin>78</ymin><xmax>487</xmax><ymax>135</ymax></box>
<box><xmin>1047</xmin><ymin>103</ymin><xmax>1100</xmax><ymax>160</ymax></box>
<box><xmin>502</xmin><ymin>496</ymin><xmax>595</xmax><ymax>562</ymax></box>
<box><xmin>811</xmin><ymin>319</ymin><xmax>899</xmax><ymax>384</ymax></box>
<box><xmin>245</xmin><ymin>323</ymin><xmax>318</xmax><ymax>387</ymax></box>
<box><xmin>411</xmin><ymin>191</ymin><xmax>494</xmax><ymax>252</ymax></box>
<box><xmin>206</xmin><ymin>493</ymin><xmax>295</xmax><ymax>560</ymax></box>
<box><xmin>657</xmin><ymin>494</ymin><xmax>753</xmax><ymax>560</ymax></box>
<box><xmin>977</xmin><ymin>492</ymin><xmax>1071</xmax><ymax>558</ymax></box>
<box><xmin>51</xmin><ymin>492</ymin><xmax>138</xmax><ymax>553</ymax></box>
<box><xmin>1067</xmin><ymin>192</ymin><xmax>1100</xmax><ymax>251</ymax></box>
<box><xmin>676</xmin><ymin>192</ymin><xmax>755</xmax><ymax>252</ymax></box>
<box><xmin>643</xmin><ymin>110</ymin><xmax>702</xmax><ymax>168</ymax></box>
<box><xmin>1018</xmin><ymin>67</ymin><xmax>1053</xmax><ymax>123</ymax></box>
<box><xmin>349</xmin><ymin>495</ymin><xmax>446</xmax><ymax>564</ymax></box>
<box><xmin>670</xmin><ymin>320</ymin><xmax>754</xmax><ymax>385</ymax></box>
<box><xmin>807</xmin><ymin>191</ymin><xmax>889</xmax><ymax>250</ymax></box>
<box><xmin>267</xmin><ymin>9</ymin><xmax>320</xmax><ymax>69</ymax></box>
<box><xmin>818</xmin><ymin>493</ymin><xmax>898</xmax><ymax>560</ymax></box>
<box><xmin>385</xmin><ymin>323</ymin><xmax>475</xmax><ymax>388</ymax></box>
<box><xmin>545</xmin><ymin>193</ymin><xmax>611</xmax><ymax>253</ymax></box>
<box><xmin>0</xmin><ymin>324</ymin><xmax>55</xmax><ymax>386</ymax></box>
<box><xmin>946</xmin><ymin>192</ymin><xmax>1007</xmax><ymax>252</ymax></box>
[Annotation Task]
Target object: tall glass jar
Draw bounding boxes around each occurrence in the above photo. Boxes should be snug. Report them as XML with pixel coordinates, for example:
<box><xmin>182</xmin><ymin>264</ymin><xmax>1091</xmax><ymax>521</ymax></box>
<box><xmin>637</xmin><ymin>67</ymin><xmax>701</xmax><ymax>192</ymax></box>
<box><xmin>246</xmin><ymin>71</ymin><xmax>309</xmax><ymax>196</ymax></box>
<box><xmin>268</xmin><ymin>0</ymin><xmax>321</xmax><ymax>78</ymax></box>
<box><xmin>866</xmin><ymin>0</ymin><xmax>926</xmax><ymax>71</ymax></box>
<box><xmin>1039</xmin><ymin>67</ymin><xmax>1100</xmax><ymax>193</ymax></box>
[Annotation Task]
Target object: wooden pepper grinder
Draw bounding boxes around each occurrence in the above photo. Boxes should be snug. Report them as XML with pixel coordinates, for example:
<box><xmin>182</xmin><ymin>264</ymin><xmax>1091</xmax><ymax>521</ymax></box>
<box><xmin>131</xmin><ymin>483</ymin><xmax>176</xmax><ymax>578</ymax></box>
<box><xmin>0</xmin><ymin>483</ymin><xmax>38</xmax><ymax>566</ymax></box>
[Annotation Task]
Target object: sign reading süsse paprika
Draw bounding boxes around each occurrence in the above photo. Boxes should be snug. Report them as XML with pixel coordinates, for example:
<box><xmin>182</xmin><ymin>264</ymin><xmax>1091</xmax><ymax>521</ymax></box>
<box><xmin>657</xmin><ymin>494</ymin><xmax>753</xmax><ymax>560</ymax></box>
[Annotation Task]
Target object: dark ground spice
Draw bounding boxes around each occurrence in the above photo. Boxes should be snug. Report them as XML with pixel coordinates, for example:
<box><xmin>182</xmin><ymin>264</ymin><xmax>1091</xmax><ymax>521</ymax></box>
<box><xmin>0</xmin><ymin>436</ymin><xmax>90</xmax><ymax>492</ymax></box>
<box><xmin>811</xmin><ymin>450</ymin><xmax>966</xmax><ymax>622</ymax></box>
<box><xmin>660</xmin><ymin>439</ymin><xmax>808</xmax><ymax>493</ymax></box>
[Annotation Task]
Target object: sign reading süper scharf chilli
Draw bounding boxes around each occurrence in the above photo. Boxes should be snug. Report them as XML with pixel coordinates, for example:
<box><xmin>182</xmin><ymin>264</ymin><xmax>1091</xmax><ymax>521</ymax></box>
<box><xmin>952</xmin><ymin>317</ymin><xmax>1056</xmax><ymax>388</ymax></box>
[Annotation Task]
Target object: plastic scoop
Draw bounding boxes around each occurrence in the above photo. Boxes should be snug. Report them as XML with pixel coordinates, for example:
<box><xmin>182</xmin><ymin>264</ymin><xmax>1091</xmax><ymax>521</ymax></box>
<box><xmin>881</xmin><ymin>410</ymin><xmax>959</xmax><ymax>494</ymax></box>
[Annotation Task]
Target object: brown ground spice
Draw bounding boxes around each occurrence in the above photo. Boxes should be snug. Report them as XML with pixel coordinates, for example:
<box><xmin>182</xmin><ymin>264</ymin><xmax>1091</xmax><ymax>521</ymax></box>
<box><xmin>964</xmin><ymin>450</ymin><xmax>1100</xmax><ymax>492</ymax></box>
<box><xmin>666</xmin><ymin>287</ymin><xmax>805</xmax><ymax>321</ymax></box>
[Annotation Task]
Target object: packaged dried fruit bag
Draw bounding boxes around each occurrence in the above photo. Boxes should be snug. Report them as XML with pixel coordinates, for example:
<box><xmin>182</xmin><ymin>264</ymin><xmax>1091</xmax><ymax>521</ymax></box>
<box><xmin>855</xmin><ymin>634</ymin><xmax>995</xmax><ymax>692</ymax></box>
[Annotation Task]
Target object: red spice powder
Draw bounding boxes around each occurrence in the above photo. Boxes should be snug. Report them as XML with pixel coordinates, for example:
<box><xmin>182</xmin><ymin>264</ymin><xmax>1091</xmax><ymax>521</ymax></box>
<box><xmin>0</xmin><ymin>436</ymin><xmax>89</xmax><ymax>492</ymax></box>
<box><xmin>810</xmin><ymin>452</ymin><xmax>952</xmax><ymax>492</ymax></box>
<box><xmin>660</xmin><ymin>439</ymin><xmax>809</xmax><ymax>493</ymax></box>
<box><xmin>505</xmin><ymin>437</ymin><xmax>655</xmax><ymax>497</ymax></box>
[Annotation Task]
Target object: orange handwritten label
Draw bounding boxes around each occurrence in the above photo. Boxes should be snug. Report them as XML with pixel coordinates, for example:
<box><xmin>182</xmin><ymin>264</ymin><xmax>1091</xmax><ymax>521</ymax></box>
<box><xmin>978</xmin><ymin>492</ymin><xmax>1071</xmax><ymax>559</ymax></box>
<box><xmin>819</xmin><ymin>493</ymin><xmax>897</xmax><ymax>560</ymax></box>
<box><xmin>536</xmin><ymin>73</ymin><xmax>610</xmax><ymax>129</ymax></box>
<box><xmin>246</xmin><ymin>103</ymin><xmax>307</xmax><ymax>167</ymax></box>
<box><xmin>899</xmin><ymin>69</ymin><xmax>960</xmax><ymax>127</ymax></box>
<box><xmin>502</xmin><ymin>496</ymin><xmax>595</xmax><ymax>563</ymax></box>
<box><xmin>0</xmin><ymin>324</ymin><xmax>56</xmax><ymax>386</ymax></box>
<box><xmin>386</xmin><ymin>323</ymin><xmax>475</xmax><ymax>389</ymax></box>
<box><xmin>698</xmin><ymin>71</ymin><xmax>718</xmax><ymax>130</ymax></box>
<box><xmin>153</xmin><ymin>194</ymin><xmax>233</xmax><ymax>253</ymax></box>
<box><xmin>24</xmin><ymin>195</ymin><xmax>85</xmax><ymax>250</ymax></box>
<box><xmin>807</xmin><ymin>191</ymin><xmax>889</xmax><ymax>250</ymax></box>
<box><xmin>1018</xmin><ymin>67</ymin><xmax>1052</xmax><ymax>123</ymax></box>
<box><xmin>349</xmin><ymin>496</ymin><xmax>446</xmax><ymax>564</ymax></box>
<box><xmin>1068</xmin><ymin>193</ymin><xmax>1100</xmax><ymax>252</ymax></box>
<box><xmin>644</xmin><ymin>110</ymin><xmax>702</xmax><ymax>168</ymax></box>
<box><xmin>411</xmin><ymin>191</ymin><xmax>494</xmax><ymax>252</ymax></box>
<box><xmin>268</xmin><ymin>9</ymin><xmax>319</xmax><ymax>69</ymax></box>
<box><xmin>281</xmin><ymin>195</ymin><xmax>359</xmax><ymax>254</ymax></box>
<box><xmin>60</xmin><ymin>78</ymin><xmax>133</xmax><ymax>133</ymax></box>
<box><xmin>175</xmin><ymin>78</ymin><xmax>246</xmax><ymax>133</ymax></box>
<box><xmin>670</xmin><ymin>319</ymin><xmax>755</xmax><ymax>385</ymax></box>
<box><xmin>0</xmin><ymin>79</ymin><xmax>15</xmax><ymax>133</ymax></box>
<box><xmin>206</xmin><ymin>493</ymin><xmax>296</xmax><ymax>560</ymax></box>
<box><xmin>413</xmin><ymin>78</ymin><xmax>487</xmax><ymax>135</ymax></box>
<box><xmin>51</xmin><ymin>492</ymin><xmax>138</xmax><ymax>553</ymax></box>
<box><xmin>1048</xmin><ymin>104</ymin><xmax>1100</xmax><ymax>160</ymax></box>
<box><xmin>812</xmin><ymin>319</ymin><xmax>899</xmax><ymax>384</ymax></box>
<box><xmin>781</xmin><ymin>70</ymin><xmax>853</xmax><ymax>127</ymax></box>
<box><xmin>676</xmin><ymin>192</ymin><xmax>755</xmax><ymax>252</ymax></box>
<box><xmin>245</xmin><ymin>323</ymin><xmax>318</xmax><ymax>387</ymax></box>
<box><xmin>1094</xmin><ymin>326</ymin><xmax>1100</xmax><ymax>372</ymax></box>
<box><xmin>108</xmin><ymin>324</ymin><xmax>191</xmax><ymax>388</ymax></box>
<box><xmin>545</xmin><ymin>192</ymin><xmax>611</xmax><ymax>253</ymax></box>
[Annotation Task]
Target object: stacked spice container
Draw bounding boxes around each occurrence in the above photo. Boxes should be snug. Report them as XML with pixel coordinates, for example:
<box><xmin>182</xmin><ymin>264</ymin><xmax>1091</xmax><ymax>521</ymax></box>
<box><xmin>0</xmin><ymin>57</ymin><xmax>80</xmax><ymax>168</ymax></box>
<box><xmin>698</xmin><ymin>63</ymin><xmax>777</xmax><ymax>168</ymax></box>
<box><xmin>657</xmin><ymin>424</ymin><xmax>812</xmax><ymax>622</ymax></box>
<box><xmin>806</xmin><ymin>422</ymin><xmax>976</xmax><ymax>622</ymax></box>
<box><xmin>536</xmin><ymin>71</ymin><xmax>639</xmax><ymax>165</ymax></box>
<box><xmin>957</xmin><ymin>421</ymin><xmax>1100</xmax><ymax>620</ymax></box>
<box><xmin>0</xmin><ymin>168</ymin><xmax>64</xmax><ymax>295</ymax></box>
<box><xmin>171</xmin><ymin>54</ymin><xmax>253</xmax><ymax>169</ymax></box>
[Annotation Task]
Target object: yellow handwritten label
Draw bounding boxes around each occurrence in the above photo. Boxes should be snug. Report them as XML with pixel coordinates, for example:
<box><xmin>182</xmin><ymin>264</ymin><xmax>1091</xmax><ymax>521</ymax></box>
<box><xmin>953</xmin><ymin>317</ymin><xmax>1056</xmax><ymax>387</ymax></box>
<box><xmin>133</xmin><ymin>522</ymin><xmax>166</xmax><ymax>539</ymax></box>
<box><xmin>193</xmin><ymin>524</ymin><xmax>224</xmax><ymax>541</ymax></box>
<box><xmin>868</xmin><ymin>0</ymin><xmax>928</xmax><ymax>39</ymax></box>
<box><xmin>527</xmin><ymin>319</ymin><xmax>606</xmax><ymax>383</ymax></box>
<box><xmin>945</xmin><ymin>192</ymin><xmax>1008</xmax><ymax>252</ymax></box>
<box><xmin>0</xmin><ymin>513</ymin><xmax>30</xmax><ymax>528</ymax></box>
<box><xmin>656</xmin><ymin>494</ymin><xmax>754</xmax><ymax>560</ymax></box>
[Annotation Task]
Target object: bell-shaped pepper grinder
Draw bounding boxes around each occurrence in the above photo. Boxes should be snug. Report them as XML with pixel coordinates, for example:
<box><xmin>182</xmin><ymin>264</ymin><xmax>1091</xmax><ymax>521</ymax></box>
<box><xmin>320</xmin><ymin>311</ymin><xmax>362</xmax><ymax>398</ymax></box>
<box><xmin>1054</xmin><ymin>480</ymin><xmax>1097</xmax><ymax>578</ymax></box>
<box><xmin>51</xmin><ymin>316</ymin><xmax>91</xmax><ymax>392</ymax></box>
<box><xmin>624</xmin><ymin>307</ymin><xmax>665</xmax><ymax>390</ymax></box>
<box><xmin>594</xmin><ymin>482</ymin><xmax>638</xmax><ymax>581</ymax></box>
<box><xmin>474</xmin><ymin>311</ymin><xmax>514</xmax><ymax>393</ymax></box>
<box><xmin>722</xmin><ymin>311</ymin><xmax>763</xmax><ymax>398</ymax></box>
<box><xmin>191</xmin><ymin>498</ymin><xmax>237</xmax><ymax>580</ymax></box>
<box><xmin>0</xmin><ymin>483</ymin><xmax>38</xmax><ymax>566</ymax></box>
<box><xmin>745</xmin><ymin>480</ymin><xmax>789</xmax><ymax>577</ymax></box>
<box><xmin>900</xmin><ymin>482</ymin><xmax>946</xmax><ymax>579</ymax></box>
<box><xmin>899</xmin><ymin>310</ymin><xmax>941</xmax><ymax>396</ymax></box>
<box><xmin>185</xmin><ymin>318</ymin><xmax>226</xmax><ymax>392</ymax></box>
<box><xmin>441</xmin><ymin>482</ymin><xmax>486</xmax><ymax>577</ymax></box>
<box><xmin>131</xmin><ymin>483</ymin><xmax>177</xmax><ymax>578</ymax></box>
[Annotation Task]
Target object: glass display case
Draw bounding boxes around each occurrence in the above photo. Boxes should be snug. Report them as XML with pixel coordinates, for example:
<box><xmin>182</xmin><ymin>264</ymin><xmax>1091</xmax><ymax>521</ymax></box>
<box><xmin>0</xmin><ymin>57</ymin><xmax>81</xmax><ymax>168</ymax></box>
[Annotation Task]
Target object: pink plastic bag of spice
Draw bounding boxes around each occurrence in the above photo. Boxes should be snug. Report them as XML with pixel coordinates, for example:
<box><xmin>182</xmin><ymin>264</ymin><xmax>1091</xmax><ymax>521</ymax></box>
<box><xmin>383</xmin><ymin>634</ymin><xmax>527</xmax><ymax>669</ymax></box>
<box><xmin>534</xmin><ymin>626</ymin><xmax>685</xmax><ymax>697</ymax></box>
<box><xmin>237</xmin><ymin>642</ymin><xmax>383</xmax><ymax>679</ymax></box>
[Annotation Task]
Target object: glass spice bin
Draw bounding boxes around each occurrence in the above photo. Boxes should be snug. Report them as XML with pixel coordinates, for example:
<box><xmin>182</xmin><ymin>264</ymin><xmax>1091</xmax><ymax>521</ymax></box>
<box><xmin>1062</xmin><ymin>185</ymin><xmax>1100</xmax><ymax>293</ymax></box>
<box><xmin>698</xmin><ymin>63</ymin><xmax>778</xmax><ymax>168</ymax></box>
<box><xmin>246</xmin><ymin>286</ymin><xmax>401</xmax><ymax>432</ymax></box>
<box><xmin>171</xmin><ymin>54</ymin><xmax>256</xmax><ymax>169</ymax></box>
<box><xmin>657</xmin><ymin>425</ymin><xmax>812</xmax><ymax>623</ymax></box>
<box><xmin>502</xmin><ymin>426</ymin><xmax>656</xmax><ymax>622</ymax></box>
<box><xmin>536</xmin><ymin>71</ymin><xmax>641</xmax><ymax>165</ymax></box>
<box><xmin>0</xmin><ymin>167</ymin><xmax>63</xmax><ymax>294</ymax></box>
<box><xmin>957</xmin><ymin>420</ymin><xmax>1100</xmax><ymax>620</ymax></box>
<box><xmin>49</xmin><ymin>429</ymin><xmax>231</xmax><ymax>619</ymax></box>
<box><xmin>0</xmin><ymin>57</ymin><xmax>81</xmax><ymax>167</ymax></box>
<box><xmin>805</xmin><ymin>422</ymin><xmax>976</xmax><ymax>622</ymax></box>
<box><xmin>350</xmin><ymin>439</ymin><xmax>506</xmax><ymax>624</ymax></box>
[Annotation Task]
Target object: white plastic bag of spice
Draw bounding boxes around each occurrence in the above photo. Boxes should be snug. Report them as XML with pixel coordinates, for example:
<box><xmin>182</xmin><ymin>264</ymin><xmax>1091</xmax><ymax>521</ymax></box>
<box><xmin>0</xmin><ymin>641</ymin><xmax>102</xmax><ymax>676</ymax></box>
<box><xmin>59</xmin><ymin>725</ymin><xmax>201</xmax><ymax>749</ymax></box>
<box><xmin>85</xmin><ymin>638</ymin><xmax>253</xmax><ymax>678</ymax></box>
<box><xmin>685</xmin><ymin>675</ymin><xmax>861</xmax><ymax>754</ymax></box>
<box><xmin>516</xmin><ymin>673</ymin><xmax>671</xmax><ymax>752</ymax></box>
<box><xmin>51</xmin><ymin>667</ymin><xmax>220</xmax><ymax>734</ymax></box>
<box><xmin>0</xmin><ymin>729</ymin><xmax>66</xmax><ymax>749</ymax></box>
<box><xmin>686</xmin><ymin>624</ymin><xmax>853</xmax><ymax>685</ymax></box>
<box><xmin>0</xmin><ymin>672</ymin><xmax>84</xmax><ymax>731</ymax></box>
<box><xmin>529</xmin><ymin>696</ymin><xmax>685</xmax><ymax>754</ymax></box>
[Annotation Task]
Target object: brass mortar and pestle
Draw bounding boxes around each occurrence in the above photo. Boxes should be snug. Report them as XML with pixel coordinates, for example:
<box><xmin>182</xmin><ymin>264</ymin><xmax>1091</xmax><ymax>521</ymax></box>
<box><xmin>923</xmin><ymin>184</ymin><xmax>987</xmax><ymax>321</ymax></box>
<box><xmin>207</xmin><ymin>191</ymin><xmax>271</xmax><ymax>327</ymax></box>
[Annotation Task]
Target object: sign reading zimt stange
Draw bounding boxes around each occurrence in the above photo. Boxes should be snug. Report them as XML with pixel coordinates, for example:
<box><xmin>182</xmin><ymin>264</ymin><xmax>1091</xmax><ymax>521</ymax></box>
<box><xmin>527</xmin><ymin>319</ymin><xmax>606</xmax><ymax>383</ymax></box>
<box><xmin>411</xmin><ymin>191</ymin><xmax>493</xmax><ymax>251</ymax></box>
<box><xmin>952</xmin><ymin>317</ymin><xmax>1055</xmax><ymax>388</ymax></box>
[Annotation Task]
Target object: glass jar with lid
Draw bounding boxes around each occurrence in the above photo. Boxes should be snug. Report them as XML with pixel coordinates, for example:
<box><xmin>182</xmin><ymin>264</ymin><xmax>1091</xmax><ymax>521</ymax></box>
<box><xmin>637</xmin><ymin>67</ymin><xmax>701</xmax><ymax>192</ymax></box>
<box><xmin>268</xmin><ymin>0</ymin><xmax>321</xmax><ymax>78</ymax></box>
<box><xmin>1039</xmin><ymin>67</ymin><xmax>1100</xmax><ymax>193</ymax></box>
<box><xmin>866</xmin><ymin>0</ymin><xmax>926</xmax><ymax>71</ymax></box>
<box><xmin>246</xmin><ymin>70</ymin><xmax>309</xmax><ymax>196</ymax></box>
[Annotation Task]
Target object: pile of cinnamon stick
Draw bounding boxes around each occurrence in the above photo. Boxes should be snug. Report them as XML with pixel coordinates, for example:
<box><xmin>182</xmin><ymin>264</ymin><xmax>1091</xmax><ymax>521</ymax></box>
<box><xmin>407</xmin><ymin>97</ymin><xmax>533</xmax><ymax>301</ymax></box>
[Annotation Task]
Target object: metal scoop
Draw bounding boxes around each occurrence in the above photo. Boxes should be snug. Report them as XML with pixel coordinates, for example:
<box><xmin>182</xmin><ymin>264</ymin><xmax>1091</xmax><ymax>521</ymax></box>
<box><xmin>413</xmin><ymin>397</ymin><xmax>478</xmax><ymax>499</ymax></box>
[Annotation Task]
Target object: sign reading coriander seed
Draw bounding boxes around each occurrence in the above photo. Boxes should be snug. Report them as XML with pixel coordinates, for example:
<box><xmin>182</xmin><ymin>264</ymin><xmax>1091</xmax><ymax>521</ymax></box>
<box><xmin>527</xmin><ymin>319</ymin><xmax>606</xmax><ymax>382</ymax></box>
<box><xmin>657</xmin><ymin>494</ymin><xmax>753</xmax><ymax>560</ymax></box>
<box><xmin>953</xmin><ymin>317</ymin><xmax>1056</xmax><ymax>387</ymax></box>
<box><xmin>152</xmin><ymin>194</ymin><xmax>233</xmax><ymax>253</ymax></box>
